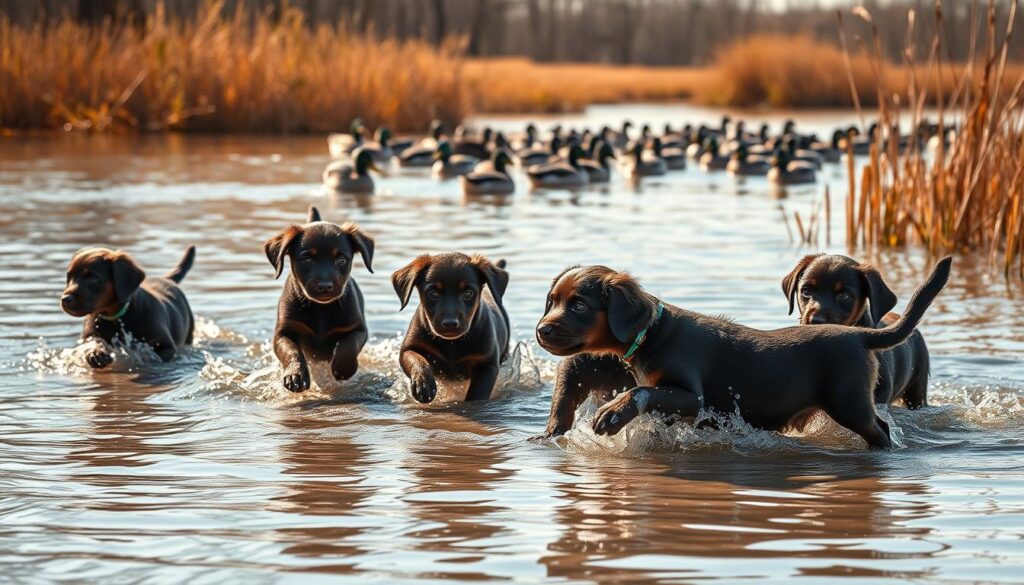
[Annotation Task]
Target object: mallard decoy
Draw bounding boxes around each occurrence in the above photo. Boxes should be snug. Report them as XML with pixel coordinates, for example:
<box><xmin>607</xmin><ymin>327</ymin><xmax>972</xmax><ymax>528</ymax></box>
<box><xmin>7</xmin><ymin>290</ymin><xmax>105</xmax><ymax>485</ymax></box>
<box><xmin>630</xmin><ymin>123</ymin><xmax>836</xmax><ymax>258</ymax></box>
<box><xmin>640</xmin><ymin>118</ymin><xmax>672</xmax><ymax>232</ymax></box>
<box><xmin>808</xmin><ymin>130</ymin><xmax>843</xmax><ymax>163</ymax></box>
<box><xmin>579</xmin><ymin>140</ymin><xmax>616</xmax><ymax>183</ymax></box>
<box><xmin>527</xmin><ymin>145</ymin><xmax>589</xmax><ymax>189</ymax></box>
<box><xmin>726</xmin><ymin>144</ymin><xmax>770</xmax><ymax>176</ymax></box>
<box><xmin>768</xmin><ymin>150</ymin><xmax>817</xmax><ymax>185</ymax></box>
<box><xmin>397</xmin><ymin>119</ymin><xmax>446</xmax><ymax>167</ymax></box>
<box><xmin>453</xmin><ymin>126</ymin><xmax>493</xmax><ymax>159</ymax></box>
<box><xmin>698</xmin><ymin>137</ymin><xmax>729</xmax><ymax>171</ymax></box>
<box><xmin>612</xmin><ymin>120</ymin><xmax>634</xmax><ymax>151</ymax></box>
<box><xmin>781</xmin><ymin>136</ymin><xmax>823</xmax><ymax>169</ymax></box>
<box><xmin>322</xmin><ymin>147</ymin><xmax>379</xmax><ymax>194</ymax></box>
<box><xmin>686</xmin><ymin>125</ymin><xmax>710</xmax><ymax>159</ymax></box>
<box><xmin>623</xmin><ymin>141</ymin><xmax>667</xmax><ymax>178</ymax></box>
<box><xmin>360</xmin><ymin>126</ymin><xmax>395</xmax><ymax>165</ymax></box>
<box><xmin>517</xmin><ymin>134</ymin><xmax>560</xmax><ymax>167</ymax></box>
<box><xmin>327</xmin><ymin>118</ymin><xmax>367</xmax><ymax>158</ymax></box>
<box><xmin>651</xmin><ymin>137</ymin><xmax>686</xmax><ymax>170</ymax></box>
<box><xmin>461</xmin><ymin>150</ymin><xmax>515</xmax><ymax>196</ymax></box>
<box><xmin>432</xmin><ymin>140</ymin><xmax>479</xmax><ymax>179</ymax></box>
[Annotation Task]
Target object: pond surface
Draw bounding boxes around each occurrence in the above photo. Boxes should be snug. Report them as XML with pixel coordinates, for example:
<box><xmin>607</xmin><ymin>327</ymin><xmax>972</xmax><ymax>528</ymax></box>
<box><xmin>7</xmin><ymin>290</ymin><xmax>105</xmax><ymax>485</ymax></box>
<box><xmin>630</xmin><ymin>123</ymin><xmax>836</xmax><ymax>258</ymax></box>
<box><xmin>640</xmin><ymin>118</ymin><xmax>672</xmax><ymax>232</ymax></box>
<box><xmin>1</xmin><ymin>103</ymin><xmax>1022</xmax><ymax>583</ymax></box>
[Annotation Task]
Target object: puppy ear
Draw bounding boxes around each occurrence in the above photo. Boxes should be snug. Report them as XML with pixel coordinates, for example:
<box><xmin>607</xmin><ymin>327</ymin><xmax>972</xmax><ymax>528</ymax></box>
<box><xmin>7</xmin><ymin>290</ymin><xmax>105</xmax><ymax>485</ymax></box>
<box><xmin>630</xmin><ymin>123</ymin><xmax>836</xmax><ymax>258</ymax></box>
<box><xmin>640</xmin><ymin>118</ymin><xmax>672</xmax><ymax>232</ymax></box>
<box><xmin>470</xmin><ymin>255</ymin><xmax>509</xmax><ymax>309</ymax></box>
<box><xmin>108</xmin><ymin>251</ymin><xmax>145</xmax><ymax>304</ymax></box>
<box><xmin>307</xmin><ymin>206</ymin><xmax>322</xmax><ymax>222</ymax></box>
<box><xmin>781</xmin><ymin>254</ymin><xmax>822</xmax><ymax>315</ymax></box>
<box><xmin>263</xmin><ymin>225</ymin><xmax>303</xmax><ymax>279</ymax></box>
<box><xmin>342</xmin><ymin>222</ymin><xmax>375</xmax><ymax>273</ymax></box>
<box><xmin>857</xmin><ymin>263</ymin><xmax>897</xmax><ymax>325</ymax></box>
<box><xmin>392</xmin><ymin>255</ymin><xmax>430</xmax><ymax>310</ymax></box>
<box><xmin>604</xmin><ymin>272</ymin><xmax>656</xmax><ymax>344</ymax></box>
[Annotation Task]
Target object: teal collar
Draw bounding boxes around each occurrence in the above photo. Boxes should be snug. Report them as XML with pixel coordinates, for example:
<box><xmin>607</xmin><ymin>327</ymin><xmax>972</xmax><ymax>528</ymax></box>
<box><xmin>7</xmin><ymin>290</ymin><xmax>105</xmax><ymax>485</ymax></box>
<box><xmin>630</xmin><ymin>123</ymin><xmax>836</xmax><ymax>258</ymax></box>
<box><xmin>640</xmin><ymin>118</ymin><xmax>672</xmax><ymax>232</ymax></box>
<box><xmin>97</xmin><ymin>302</ymin><xmax>130</xmax><ymax>321</ymax></box>
<box><xmin>622</xmin><ymin>302</ymin><xmax>664</xmax><ymax>362</ymax></box>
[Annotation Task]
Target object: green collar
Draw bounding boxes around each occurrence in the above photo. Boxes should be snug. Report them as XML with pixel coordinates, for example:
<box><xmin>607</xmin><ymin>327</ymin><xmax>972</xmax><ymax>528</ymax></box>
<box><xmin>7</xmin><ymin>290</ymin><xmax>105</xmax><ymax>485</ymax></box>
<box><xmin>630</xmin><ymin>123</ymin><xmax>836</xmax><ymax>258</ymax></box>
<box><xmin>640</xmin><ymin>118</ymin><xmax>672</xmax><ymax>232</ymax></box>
<box><xmin>97</xmin><ymin>302</ymin><xmax>130</xmax><ymax>321</ymax></box>
<box><xmin>622</xmin><ymin>302</ymin><xmax>664</xmax><ymax>362</ymax></box>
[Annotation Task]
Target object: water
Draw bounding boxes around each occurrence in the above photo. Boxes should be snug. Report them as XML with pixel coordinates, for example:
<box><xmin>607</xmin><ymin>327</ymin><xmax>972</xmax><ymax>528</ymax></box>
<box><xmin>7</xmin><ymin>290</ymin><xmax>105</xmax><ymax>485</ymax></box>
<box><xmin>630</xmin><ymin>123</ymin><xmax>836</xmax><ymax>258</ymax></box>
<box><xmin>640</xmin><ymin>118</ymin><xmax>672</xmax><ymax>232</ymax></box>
<box><xmin>1</xmin><ymin>103</ymin><xmax>1023</xmax><ymax>583</ymax></box>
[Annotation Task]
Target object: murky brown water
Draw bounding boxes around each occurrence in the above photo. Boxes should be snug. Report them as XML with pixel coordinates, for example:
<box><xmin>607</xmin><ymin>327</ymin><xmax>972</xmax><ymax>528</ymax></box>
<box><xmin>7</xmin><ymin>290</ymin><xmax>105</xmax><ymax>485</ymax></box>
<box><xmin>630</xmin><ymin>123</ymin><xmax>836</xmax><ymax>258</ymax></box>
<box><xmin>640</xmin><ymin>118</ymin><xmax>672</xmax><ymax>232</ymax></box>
<box><xmin>2</xmin><ymin>104</ymin><xmax>1023</xmax><ymax>583</ymax></box>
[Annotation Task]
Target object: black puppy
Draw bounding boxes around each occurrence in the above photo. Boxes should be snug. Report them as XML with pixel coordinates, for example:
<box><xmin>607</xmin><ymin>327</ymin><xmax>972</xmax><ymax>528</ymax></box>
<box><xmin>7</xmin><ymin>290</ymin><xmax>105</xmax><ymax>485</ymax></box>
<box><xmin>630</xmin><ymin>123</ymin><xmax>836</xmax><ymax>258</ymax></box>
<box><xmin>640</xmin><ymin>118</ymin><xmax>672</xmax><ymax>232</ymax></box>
<box><xmin>392</xmin><ymin>253</ymin><xmax>510</xmax><ymax>403</ymax></box>
<box><xmin>782</xmin><ymin>254</ymin><xmax>930</xmax><ymax>408</ymax></box>
<box><xmin>535</xmin><ymin>257</ymin><xmax>951</xmax><ymax>448</ymax></box>
<box><xmin>61</xmin><ymin>246</ymin><xmax>196</xmax><ymax>367</ymax></box>
<box><xmin>264</xmin><ymin>206</ymin><xmax>374</xmax><ymax>392</ymax></box>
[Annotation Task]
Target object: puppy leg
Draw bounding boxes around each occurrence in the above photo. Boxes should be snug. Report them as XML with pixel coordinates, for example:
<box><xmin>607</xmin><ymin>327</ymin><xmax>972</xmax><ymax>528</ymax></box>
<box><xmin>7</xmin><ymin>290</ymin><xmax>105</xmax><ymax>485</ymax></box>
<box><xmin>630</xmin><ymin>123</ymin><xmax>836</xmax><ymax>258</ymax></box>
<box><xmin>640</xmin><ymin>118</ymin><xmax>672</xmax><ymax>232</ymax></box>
<box><xmin>903</xmin><ymin>348</ymin><xmax>929</xmax><ymax>409</ymax></box>
<box><xmin>544</xmin><ymin>354</ymin><xmax>635</xmax><ymax>437</ymax></box>
<box><xmin>822</xmin><ymin>382</ymin><xmax>892</xmax><ymax>449</ymax></box>
<box><xmin>274</xmin><ymin>333</ymin><xmax>309</xmax><ymax>392</ymax></box>
<box><xmin>465</xmin><ymin>361</ymin><xmax>500</xmax><ymax>401</ymax></box>
<box><xmin>151</xmin><ymin>335</ymin><xmax>178</xmax><ymax>362</ymax></box>
<box><xmin>593</xmin><ymin>384</ymin><xmax>704</xmax><ymax>436</ymax></box>
<box><xmin>84</xmin><ymin>337</ymin><xmax>114</xmax><ymax>369</ymax></box>
<box><xmin>330</xmin><ymin>329</ymin><xmax>368</xmax><ymax>381</ymax></box>
<box><xmin>400</xmin><ymin>350</ymin><xmax>438</xmax><ymax>404</ymax></box>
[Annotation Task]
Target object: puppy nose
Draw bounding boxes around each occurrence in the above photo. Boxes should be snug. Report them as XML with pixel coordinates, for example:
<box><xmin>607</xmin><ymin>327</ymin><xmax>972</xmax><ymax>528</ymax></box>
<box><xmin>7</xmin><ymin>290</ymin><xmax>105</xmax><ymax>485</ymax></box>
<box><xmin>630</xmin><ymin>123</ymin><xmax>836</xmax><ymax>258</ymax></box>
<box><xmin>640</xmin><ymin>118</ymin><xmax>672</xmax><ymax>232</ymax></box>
<box><xmin>441</xmin><ymin>317</ymin><xmax>460</xmax><ymax>330</ymax></box>
<box><xmin>60</xmin><ymin>293</ymin><xmax>76</xmax><ymax>305</ymax></box>
<box><xmin>537</xmin><ymin>324</ymin><xmax>555</xmax><ymax>339</ymax></box>
<box><xmin>316</xmin><ymin>281</ymin><xmax>335</xmax><ymax>293</ymax></box>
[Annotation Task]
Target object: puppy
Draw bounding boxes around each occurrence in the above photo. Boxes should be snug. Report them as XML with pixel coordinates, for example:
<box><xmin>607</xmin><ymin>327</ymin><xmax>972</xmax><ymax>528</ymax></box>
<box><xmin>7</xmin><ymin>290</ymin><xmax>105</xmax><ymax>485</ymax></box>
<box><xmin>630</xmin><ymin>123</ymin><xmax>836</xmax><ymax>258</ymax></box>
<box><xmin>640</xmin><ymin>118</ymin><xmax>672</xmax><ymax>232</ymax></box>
<box><xmin>782</xmin><ymin>254</ymin><xmax>930</xmax><ymax>408</ymax></box>
<box><xmin>61</xmin><ymin>246</ymin><xmax>196</xmax><ymax>367</ymax></box>
<box><xmin>264</xmin><ymin>206</ymin><xmax>374</xmax><ymax>392</ymax></box>
<box><xmin>392</xmin><ymin>253</ymin><xmax>510</xmax><ymax>403</ymax></box>
<box><xmin>535</xmin><ymin>257</ymin><xmax>951</xmax><ymax>448</ymax></box>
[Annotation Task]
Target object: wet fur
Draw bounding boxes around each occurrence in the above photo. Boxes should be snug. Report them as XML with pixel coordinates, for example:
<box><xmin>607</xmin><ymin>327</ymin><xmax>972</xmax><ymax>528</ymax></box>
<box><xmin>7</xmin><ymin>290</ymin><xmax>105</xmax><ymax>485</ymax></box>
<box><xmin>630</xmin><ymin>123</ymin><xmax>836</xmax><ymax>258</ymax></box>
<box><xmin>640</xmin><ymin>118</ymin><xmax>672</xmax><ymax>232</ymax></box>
<box><xmin>782</xmin><ymin>254</ymin><xmax>930</xmax><ymax>408</ymax></box>
<box><xmin>264</xmin><ymin>206</ymin><xmax>374</xmax><ymax>392</ymax></box>
<box><xmin>61</xmin><ymin>246</ymin><xmax>196</xmax><ymax>367</ymax></box>
<box><xmin>535</xmin><ymin>258</ymin><xmax>951</xmax><ymax>448</ymax></box>
<box><xmin>392</xmin><ymin>253</ymin><xmax>510</xmax><ymax>403</ymax></box>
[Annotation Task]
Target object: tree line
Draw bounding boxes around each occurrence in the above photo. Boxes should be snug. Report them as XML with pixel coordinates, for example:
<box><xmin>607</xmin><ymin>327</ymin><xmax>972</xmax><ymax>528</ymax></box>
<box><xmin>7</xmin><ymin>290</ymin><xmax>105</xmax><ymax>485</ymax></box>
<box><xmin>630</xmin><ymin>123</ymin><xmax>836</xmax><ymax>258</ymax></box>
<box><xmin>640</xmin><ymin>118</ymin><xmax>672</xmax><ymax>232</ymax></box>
<box><xmin>3</xmin><ymin>0</ymin><xmax>1022</xmax><ymax>65</ymax></box>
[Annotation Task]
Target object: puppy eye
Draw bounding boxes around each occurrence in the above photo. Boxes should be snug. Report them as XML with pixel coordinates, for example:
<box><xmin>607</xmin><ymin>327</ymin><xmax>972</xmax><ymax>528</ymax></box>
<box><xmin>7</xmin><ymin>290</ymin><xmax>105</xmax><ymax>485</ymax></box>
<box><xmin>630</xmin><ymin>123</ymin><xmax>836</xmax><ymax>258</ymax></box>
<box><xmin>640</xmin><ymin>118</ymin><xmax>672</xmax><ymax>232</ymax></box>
<box><xmin>460</xmin><ymin>290</ymin><xmax>475</xmax><ymax>301</ymax></box>
<box><xmin>427</xmin><ymin>289</ymin><xmax>441</xmax><ymax>300</ymax></box>
<box><xmin>335</xmin><ymin>256</ymin><xmax>348</xmax><ymax>266</ymax></box>
<box><xmin>301</xmin><ymin>255</ymin><xmax>314</xmax><ymax>264</ymax></box>
<box><xmin>837</xmin><ymin>291</ymin><xmax>853</xmax><ymax>303</ymax></box>
<box><xmin>799</xmin><ymin>286</ymin><xmax>812</xmax><ymax>298</ymax></box>
<box><xmin>571</xmin><ymin>300</ymin><xmax>588</xmax><ymax>313</ymax></box>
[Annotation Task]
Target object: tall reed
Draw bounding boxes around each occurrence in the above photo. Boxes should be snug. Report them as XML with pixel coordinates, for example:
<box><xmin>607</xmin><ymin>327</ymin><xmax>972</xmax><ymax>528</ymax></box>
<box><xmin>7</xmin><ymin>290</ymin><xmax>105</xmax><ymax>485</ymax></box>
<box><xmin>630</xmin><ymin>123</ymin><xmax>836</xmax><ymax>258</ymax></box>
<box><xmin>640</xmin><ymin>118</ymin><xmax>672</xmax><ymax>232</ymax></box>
<box><xmin>842</xmin><ymin>0</ymin><xmax>1024</xmax><ymax>277</ymax></box>
<box><xmin>0</xmin><ymin>1</ymin><xmax>467</xmax><ymax>133</ymax></box>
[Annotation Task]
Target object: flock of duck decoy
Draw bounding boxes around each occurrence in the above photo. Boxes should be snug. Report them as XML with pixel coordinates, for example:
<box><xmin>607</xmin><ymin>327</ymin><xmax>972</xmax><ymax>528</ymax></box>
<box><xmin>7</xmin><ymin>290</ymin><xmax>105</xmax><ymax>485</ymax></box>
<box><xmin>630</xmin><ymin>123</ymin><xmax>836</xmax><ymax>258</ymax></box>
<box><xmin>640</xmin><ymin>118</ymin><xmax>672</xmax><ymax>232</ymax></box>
<box><xmin>322</xmin><ymin>116</ymin><xmax>956</xmax><ymax>196</ymax></box>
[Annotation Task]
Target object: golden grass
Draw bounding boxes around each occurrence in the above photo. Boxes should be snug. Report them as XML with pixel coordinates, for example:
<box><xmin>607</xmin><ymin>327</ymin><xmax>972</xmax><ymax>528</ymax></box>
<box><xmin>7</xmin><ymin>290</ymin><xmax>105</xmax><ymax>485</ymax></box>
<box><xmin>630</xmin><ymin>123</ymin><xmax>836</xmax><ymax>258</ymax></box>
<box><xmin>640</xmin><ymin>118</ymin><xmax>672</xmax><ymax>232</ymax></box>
<box><xmin>0</xmin><ymin>2</ymin><xmax>467</xmax><ymax>133</ymax></box>
<box><xmin>463</xmin><ymin>58</ymin><xmax>711</xmax><ymax>113</ymax></box>
<box><xmin>843</xmin><ymin>1</ymin><xmax>1024</xmax><ymax>277</ymax></box>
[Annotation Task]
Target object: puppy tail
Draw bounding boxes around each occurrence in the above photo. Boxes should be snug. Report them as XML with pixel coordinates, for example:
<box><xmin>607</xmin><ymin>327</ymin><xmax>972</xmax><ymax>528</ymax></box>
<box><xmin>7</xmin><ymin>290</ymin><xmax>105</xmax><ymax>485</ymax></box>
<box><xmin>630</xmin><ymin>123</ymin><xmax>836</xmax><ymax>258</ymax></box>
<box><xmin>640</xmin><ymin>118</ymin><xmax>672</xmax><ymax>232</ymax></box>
<box><xmin>496</xmin><ymin>259</ymin><xmax>507</xmax><ymax>269</ymax></box>
<box><xmin>164</xmin><ymin>246</ymin><xmax>196</xmax><ymax>283</ymax></box>
<box><xmin>863</xmin><ymin>256</ymin><xmax>951</xmax><ymax>350</ymax></box>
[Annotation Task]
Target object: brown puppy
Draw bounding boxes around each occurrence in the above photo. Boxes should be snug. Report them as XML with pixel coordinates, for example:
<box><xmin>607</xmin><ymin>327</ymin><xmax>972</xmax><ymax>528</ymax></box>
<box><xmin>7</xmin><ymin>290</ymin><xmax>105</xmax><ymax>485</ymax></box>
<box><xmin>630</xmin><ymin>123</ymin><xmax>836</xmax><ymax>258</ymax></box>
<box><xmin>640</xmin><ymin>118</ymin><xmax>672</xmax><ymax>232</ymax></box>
<box><xmin>392</xmin><ymin>253</ymin><xmax>510</xmax><ymax>403</ymax></box>
<box><xmin>61</xmin><ymin>246</ymin><xmax>196</xmax><ymax>367</ymax></box>
<box><xmin>264</xmin><ymin>206</ymin><xmax>374</xmax><ymax>392</ymax></box>
<box><xmin>535</xmin><ymin>257</ymin><xmax>951</xmax><ymax>448</ymax></box>
<box><xmin>782</xmin><ymin>254</ymin><xmax>929</xmax><ymax>408</ymax></box>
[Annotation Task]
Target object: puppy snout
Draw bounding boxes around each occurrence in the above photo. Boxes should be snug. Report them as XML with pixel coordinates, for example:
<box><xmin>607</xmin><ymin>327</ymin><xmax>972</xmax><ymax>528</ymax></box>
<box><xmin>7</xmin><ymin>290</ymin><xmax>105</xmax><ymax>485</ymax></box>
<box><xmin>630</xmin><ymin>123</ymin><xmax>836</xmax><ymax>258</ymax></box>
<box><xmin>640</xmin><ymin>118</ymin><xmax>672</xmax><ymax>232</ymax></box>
<box><xmin>440</xmin><ymin>317</ymin><xmax>461</xmax><ymax>330</ymax></box>
<box><xmin>60</xmin><ymin>292</ymin><xmax>76</xmax><ymax>307</ymax></box>
<box><xmin>316</xmin><ymin>280</ymin><xmax>336</xmax><ymax>293</ymax></box>
<box><xmin>808</xmin><ymin>312</ymin><xmax>827</xmax><ymax>325</ymax></box>
<box><xmin>536</xmin><ymin>323</ymin><xmax>556</xmax><ymax>341</ymax></box>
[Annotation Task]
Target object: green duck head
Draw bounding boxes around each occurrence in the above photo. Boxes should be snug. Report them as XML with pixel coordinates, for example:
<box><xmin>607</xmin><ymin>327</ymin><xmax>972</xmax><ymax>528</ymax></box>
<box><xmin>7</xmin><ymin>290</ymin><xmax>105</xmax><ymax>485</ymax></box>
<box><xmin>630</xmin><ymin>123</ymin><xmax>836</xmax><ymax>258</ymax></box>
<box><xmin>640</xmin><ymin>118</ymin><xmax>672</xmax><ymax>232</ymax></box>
<box><xmin>492</xmin><ymin>149</ymin><xmax>513</xmax><ymax>174</ymax></box>
<box><xmin>353</xmin><ymin>147</ymin><xmax>379</xmax><ymax>175</ymax></box>
<box><xmin>433</xmin><ymin>140</ymin><xmax>452</xmax><ymax>162</ymax></box>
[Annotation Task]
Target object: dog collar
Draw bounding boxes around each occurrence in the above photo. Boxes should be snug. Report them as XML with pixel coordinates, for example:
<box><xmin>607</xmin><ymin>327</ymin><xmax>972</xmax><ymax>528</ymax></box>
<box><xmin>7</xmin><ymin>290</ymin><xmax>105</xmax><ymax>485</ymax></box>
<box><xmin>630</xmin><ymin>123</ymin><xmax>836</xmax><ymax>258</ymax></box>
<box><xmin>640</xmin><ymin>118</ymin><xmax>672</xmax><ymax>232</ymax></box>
<box><xmin>622</xmin><ymin>302</ymin><xmax>664</xmax><ymax>362</ymax></box>
<box><xmin>97</xmin><ymin>302</ymin><xmax>130</xmax><ymax>321</ymax></box>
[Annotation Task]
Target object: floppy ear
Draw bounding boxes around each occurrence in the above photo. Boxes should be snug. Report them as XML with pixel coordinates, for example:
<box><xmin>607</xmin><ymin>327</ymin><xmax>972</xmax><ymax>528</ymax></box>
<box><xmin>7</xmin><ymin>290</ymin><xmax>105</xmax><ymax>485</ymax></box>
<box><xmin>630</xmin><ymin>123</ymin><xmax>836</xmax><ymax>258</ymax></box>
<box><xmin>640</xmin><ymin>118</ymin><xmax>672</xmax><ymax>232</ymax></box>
<box><xmin>470</xmin><ymin>255</ymin><xmax>509</xmax><ymax>309</ymax></box>
<box><xmin>857</xmin><ymin>263</ymin><xmax>897</xmax><ymax>325</ymax></box>
<box><xmin>604</xmin><ymin>273</ymin><xmax>657</xmax><ymax>344</ymax></box>
<box><xmin>108</xmin><ymin>251</ymin><xmax>145</xmax><ymax>304</ymax></box>
<box><xmin>341</xmin><ymin>222</ymin><xmax>375</xmax><ymax>273</ymax></box>
<box><xmin>391</xmin><ymin>255</ymin><xmax>430</xmax><ymax>310</ymax></box>
<box><xmin>263</xmin><ymin>225</ymin><xmax>303</xmax><ymax>279</ymax></box>
<box><xmin>307</xmin><ymin>205</ymin><xmax>322</xmax><ymax>223</ymax></box>
<box><xmin>781</xmin><ymin>254</ymin><xmax>822</xmax><ymax>315</ymax></box>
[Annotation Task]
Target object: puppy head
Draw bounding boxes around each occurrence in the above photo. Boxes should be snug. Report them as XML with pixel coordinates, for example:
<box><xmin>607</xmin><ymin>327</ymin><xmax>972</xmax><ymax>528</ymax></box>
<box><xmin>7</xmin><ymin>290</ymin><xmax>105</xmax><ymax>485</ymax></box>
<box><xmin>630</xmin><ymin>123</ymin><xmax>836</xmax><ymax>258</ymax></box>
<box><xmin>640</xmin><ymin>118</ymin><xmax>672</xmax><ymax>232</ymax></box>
<box><xmin>782</xmin><ymin>254</ymin><xmax>897</xmax><ymax>326</ymax></box>
<box><xmin>392</xmin><ymin>253</ymin><xmax>508</xmax><ymax>341</ymax></box>
<box><xmin>535</xmin><ymin>266</ymin><xmax>657</xmax><ymax>357</ymax></box>
<box><xmin>264</xmin><ymin>216</ymin><xmax>374</xmax><ymax>304</ymax></box>
<box><xmin>61</xmin><ymin>248</ymin><xmax>145</xmax><ymax>317</ymax></box>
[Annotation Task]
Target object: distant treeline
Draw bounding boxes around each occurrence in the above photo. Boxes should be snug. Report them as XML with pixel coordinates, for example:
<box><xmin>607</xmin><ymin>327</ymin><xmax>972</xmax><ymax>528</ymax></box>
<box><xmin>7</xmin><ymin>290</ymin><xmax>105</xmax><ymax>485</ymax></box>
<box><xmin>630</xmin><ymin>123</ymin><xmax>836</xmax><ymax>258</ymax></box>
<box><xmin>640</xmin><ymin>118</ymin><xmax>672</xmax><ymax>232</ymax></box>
<box><xmin>3</xmin><ymin>0</ymin><xmax>1023</xmax><ymax>65</ymax></box>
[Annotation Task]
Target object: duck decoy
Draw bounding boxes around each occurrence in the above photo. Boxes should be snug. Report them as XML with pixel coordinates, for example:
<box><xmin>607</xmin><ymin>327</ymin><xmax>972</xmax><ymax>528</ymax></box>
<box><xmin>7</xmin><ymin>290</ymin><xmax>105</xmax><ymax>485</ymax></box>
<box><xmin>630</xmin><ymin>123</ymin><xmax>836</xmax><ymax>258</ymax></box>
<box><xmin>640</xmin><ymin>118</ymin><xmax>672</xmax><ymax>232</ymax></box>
<box><xmin>527</xmin><ymin>145</ymin><xmax>589</xmax><ymax>189</ymax></box>
<box><xmin>327</xmin><ymin>118</ymin><xmax>367</xmax><ymax>158</ymax></box>
<box><xmin>768</xmin><ymin>150</ymin><xmax>817</xmax><ymax>185</ymax></box>
<box><xmin>579</xmin><ymin>140</ymin><xmax>616</xmax><ymax>183</ymax></box>
<box><xmin>397</xmin><ymin>120</ymin><xmax>446</xmax><ymax>167</ymax></box>
<box><xmin>623</xmin><ymin>140</ymin><xmax>667</xmax><ymax>178</ymax></box>
<box><xmin>432</xmin><ymin>140</ymin><xmax>479</xmax><ymax>179</ymax></box>
<box><xmin>726</xmin><ymin>144</ymin><xmax>770</xmax><ymax>176</ymax></box>
<box><xmin>323</xmin><ymin>147</ymin><xmax>379</xmax><ymax>193</ymax></box>
<box><xmin>461</xmin><ymin>150</ymin><xmax>515</xmax><ymax>196</ymax></box>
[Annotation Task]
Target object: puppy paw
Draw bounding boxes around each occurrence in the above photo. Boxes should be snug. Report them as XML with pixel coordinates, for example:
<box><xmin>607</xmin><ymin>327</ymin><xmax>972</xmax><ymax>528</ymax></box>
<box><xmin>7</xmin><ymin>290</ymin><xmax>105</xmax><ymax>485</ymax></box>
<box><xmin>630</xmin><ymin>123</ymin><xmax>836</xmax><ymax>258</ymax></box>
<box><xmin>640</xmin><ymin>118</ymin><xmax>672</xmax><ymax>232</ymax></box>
<box><xmin>86</xmin><ymin>348</ymin><xmax>113</xmax><ymax>369</ymax></box>
<box><xmin>282</xmin><ymin>365</ymin><xmax>310</xmax><ymax>393</ymax></box>
<box><xmin>410</xmin><ymin>372</ymin><xmax>437</xmax><ymax>404</ymax></box>
<box><xmin>592</xmin><ymin>391</ymin><xmax>640</xmax><ymax>436</ymax></box>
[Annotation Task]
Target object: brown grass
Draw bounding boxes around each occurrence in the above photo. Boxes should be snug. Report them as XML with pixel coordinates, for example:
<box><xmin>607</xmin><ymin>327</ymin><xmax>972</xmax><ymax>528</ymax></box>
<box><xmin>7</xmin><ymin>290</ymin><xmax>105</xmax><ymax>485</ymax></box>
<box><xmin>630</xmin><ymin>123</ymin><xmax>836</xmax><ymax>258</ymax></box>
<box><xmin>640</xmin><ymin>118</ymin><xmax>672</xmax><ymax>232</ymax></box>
<box><xmin>0</xmin><ymin>2</ymin><xmax>467</xmax><ymax>133</ymax></box>
<box><xmin>843</xmin><ymin>1</ymin><xmax>1024</xmax><ymax>277</ymax></box>
<box><xmin>462</xmin><ymin>58</ymin><xmax>711</xmax><ymax>113</ymax></box>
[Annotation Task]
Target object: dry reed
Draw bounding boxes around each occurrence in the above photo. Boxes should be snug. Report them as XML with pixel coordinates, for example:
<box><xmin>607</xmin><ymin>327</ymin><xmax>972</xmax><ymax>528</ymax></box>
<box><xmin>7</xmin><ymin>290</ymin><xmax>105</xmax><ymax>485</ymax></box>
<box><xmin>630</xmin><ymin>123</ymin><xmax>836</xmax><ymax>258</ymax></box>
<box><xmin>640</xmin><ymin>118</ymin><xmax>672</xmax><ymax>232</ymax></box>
<box><xmin>842</xmin><ymin>0</ymin><xmax>1024</xmax><ymax>277</ymax></box>
<box><xmin>0</xmin><ymin>1</ymin><xmax>467</xmax><ymax>133</ymax></box>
